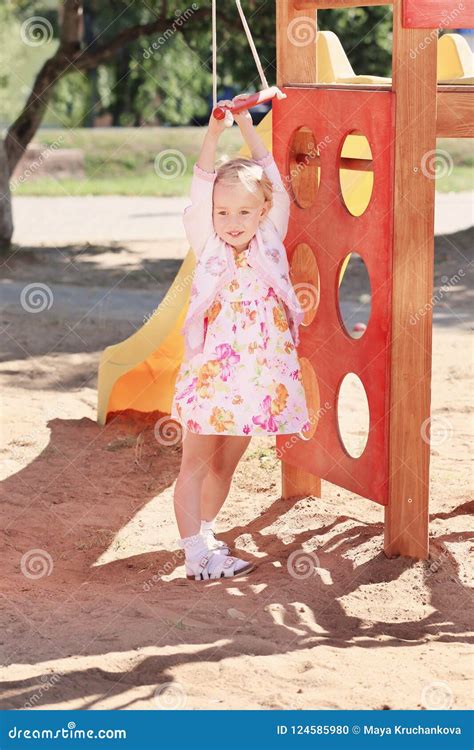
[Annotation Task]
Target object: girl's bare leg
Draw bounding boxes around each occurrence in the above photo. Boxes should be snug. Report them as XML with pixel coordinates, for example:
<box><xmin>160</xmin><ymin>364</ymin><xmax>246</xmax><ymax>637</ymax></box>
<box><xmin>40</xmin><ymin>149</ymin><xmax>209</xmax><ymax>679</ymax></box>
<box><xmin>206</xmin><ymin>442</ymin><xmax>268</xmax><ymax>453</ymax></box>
<box><xmin>200</xmin><ymin>435</ymin><xmax>252</xmax><ymax>522</ymax></box>
<box><xmin>173</xmin><ymin>431</ymin><xmax>222</xmax><ymax>539</ymax></box>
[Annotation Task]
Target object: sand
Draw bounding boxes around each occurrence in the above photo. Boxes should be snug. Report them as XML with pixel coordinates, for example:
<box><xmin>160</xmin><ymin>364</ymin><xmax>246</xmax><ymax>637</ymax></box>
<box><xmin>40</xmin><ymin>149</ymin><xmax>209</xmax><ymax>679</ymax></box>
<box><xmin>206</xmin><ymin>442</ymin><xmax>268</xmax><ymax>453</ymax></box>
<box><xmin>0</xmin><ymin>225</ymin><xmax>472</xmax><ymax>711</ymax></box>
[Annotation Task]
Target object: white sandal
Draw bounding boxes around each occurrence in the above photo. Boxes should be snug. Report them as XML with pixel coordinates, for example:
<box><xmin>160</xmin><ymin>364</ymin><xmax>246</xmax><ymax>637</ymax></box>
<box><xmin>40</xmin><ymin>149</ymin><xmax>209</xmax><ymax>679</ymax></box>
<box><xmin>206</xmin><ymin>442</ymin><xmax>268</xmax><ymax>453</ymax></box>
<box><xmin>186</xmin><ymin>551</ymin><xmax>255</xmax><ymax>581</ymax></box>
<box><xmin>203</xmin><ymin>528</ymin><xmax>232</xmax><ymax>555</ymax></box>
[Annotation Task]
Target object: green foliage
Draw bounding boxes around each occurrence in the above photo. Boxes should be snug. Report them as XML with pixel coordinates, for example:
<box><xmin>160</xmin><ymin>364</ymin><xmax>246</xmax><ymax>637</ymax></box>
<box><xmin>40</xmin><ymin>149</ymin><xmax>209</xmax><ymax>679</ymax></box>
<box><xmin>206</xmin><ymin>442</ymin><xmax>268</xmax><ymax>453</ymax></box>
<box><xmin>3</xmin><ymin>0</ymin><xmax>394</xmax><ymax>128</ymax></box>
<box><xmin>318</xmin><ymin>7</ymin><xmax>393</xmax><ymax>76</ymax></box>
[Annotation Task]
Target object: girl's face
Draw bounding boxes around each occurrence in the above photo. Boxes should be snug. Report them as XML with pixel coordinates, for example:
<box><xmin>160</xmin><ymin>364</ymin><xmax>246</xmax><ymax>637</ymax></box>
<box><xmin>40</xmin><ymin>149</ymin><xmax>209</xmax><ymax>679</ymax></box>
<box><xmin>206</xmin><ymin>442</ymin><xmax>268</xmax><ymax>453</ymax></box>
<box><xmin>213</xmin><ymin>180</ymin><xmax>269</xmax><ymax>251</ymax></box>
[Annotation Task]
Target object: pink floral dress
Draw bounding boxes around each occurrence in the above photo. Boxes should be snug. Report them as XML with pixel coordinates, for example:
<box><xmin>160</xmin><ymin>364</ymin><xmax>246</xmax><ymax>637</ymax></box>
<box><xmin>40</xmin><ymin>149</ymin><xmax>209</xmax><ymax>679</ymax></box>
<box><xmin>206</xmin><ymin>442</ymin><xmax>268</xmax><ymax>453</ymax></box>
<box><xmin>170</xmin><ymin>243</ymin><xmax>311</xmax><ymax>436</ymax></box>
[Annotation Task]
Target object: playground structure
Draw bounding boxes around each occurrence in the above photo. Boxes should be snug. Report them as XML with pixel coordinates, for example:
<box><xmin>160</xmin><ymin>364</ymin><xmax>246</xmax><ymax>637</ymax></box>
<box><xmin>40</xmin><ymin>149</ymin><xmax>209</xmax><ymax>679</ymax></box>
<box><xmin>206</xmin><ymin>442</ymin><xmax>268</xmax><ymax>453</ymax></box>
<box><xmin>97</xmin><ymin>1</ymin><xmax>474</xmax><ymax>561</ymax></box>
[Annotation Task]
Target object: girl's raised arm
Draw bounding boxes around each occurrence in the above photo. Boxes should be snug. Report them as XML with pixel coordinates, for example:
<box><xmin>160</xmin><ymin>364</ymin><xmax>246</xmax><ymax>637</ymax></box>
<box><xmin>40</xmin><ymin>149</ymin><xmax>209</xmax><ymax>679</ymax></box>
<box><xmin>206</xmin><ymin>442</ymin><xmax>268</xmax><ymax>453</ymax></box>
<box><xmin>183</xmin><ymin>103</ymin><xmax>233</xmax><ymax>258</ymax></box>
<box><xmin>233</xmin><ymin>103</ymin><xmax>290</xmax><ymax>240</ymax></box>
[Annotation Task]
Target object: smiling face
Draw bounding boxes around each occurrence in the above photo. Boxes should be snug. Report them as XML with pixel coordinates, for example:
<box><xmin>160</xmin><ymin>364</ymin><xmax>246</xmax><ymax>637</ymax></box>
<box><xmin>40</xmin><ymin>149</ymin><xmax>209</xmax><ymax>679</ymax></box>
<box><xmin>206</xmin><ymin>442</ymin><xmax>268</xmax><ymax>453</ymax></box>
<box><xmin>213</xmin><ymin>180</ymin><xmax>270</xmax><ymax>252</ymax></box>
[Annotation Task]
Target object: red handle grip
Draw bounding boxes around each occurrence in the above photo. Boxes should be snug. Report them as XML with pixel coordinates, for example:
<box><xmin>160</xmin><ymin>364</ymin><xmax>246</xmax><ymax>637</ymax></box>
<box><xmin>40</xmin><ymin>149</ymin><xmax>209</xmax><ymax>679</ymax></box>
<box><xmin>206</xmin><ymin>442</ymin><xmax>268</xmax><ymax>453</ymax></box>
<box><xmin>212</xmin><ymin>88</ymin><xmax>286</xmax><ymax>120</ymax></box>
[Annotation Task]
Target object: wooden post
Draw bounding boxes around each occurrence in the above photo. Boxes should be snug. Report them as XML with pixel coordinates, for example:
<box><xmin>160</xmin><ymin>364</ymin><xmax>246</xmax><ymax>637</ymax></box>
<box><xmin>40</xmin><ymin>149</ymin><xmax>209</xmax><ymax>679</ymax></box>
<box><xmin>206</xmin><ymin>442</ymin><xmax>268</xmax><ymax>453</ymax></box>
<box><xmin>276</xmin><ymin>1</ymin><xmax>321</xmax><ymax>501</ymax></box>
<box><xmin>384</xmin><ymin>1</ymin><xmax>438</xmax><ymax>559</ymax></box>
<box><xmin>277</xmin><ymin>1</ymin><xmax>317</xmax><ymax>86</ymax></box>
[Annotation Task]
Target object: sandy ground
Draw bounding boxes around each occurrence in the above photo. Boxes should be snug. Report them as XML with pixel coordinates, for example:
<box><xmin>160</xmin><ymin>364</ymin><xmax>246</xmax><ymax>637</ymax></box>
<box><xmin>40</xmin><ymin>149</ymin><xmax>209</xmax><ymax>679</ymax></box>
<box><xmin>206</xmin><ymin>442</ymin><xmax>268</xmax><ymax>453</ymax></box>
<box><xmin>0</xmin><ymin>197</ymin><xmax>472</xmax><ymax>711</ymax></box>
<box><xmin>10</xmin><ymin>192</ymin><xmax>474</xmax><ymax>247</ymax></box>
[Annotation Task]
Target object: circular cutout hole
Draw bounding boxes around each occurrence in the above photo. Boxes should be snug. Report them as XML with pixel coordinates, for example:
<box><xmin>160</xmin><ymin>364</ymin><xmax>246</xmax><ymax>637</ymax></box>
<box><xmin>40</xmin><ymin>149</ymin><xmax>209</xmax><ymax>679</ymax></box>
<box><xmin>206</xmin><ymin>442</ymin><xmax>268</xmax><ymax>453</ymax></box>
<box><xmin>290</xmin><ymin>243</ymin><xmax>320</xmax><ymax>326</ymax></box>
<box><xmin>337</xmin><ymin>373</ymin><xmax>370</xmax><ymax>458</ymax></box>
<box><xmin>339</xmin><ymin>131</ymin><xmax>374</xmax><ymax>217</ymax></box>
<box><xmin>289</xmin><ymin>126</ymin><xmax>320</xmax><ymax>209</ymax></box>
<box><xmin>297</xmin><ymin>357</ymin><xmax>320</xmax><ymax>441</ymax></box>
<box><xmin>338</xmin><ymin>252</ymin><xmax>372</xmax><ymax>338</ymax></box>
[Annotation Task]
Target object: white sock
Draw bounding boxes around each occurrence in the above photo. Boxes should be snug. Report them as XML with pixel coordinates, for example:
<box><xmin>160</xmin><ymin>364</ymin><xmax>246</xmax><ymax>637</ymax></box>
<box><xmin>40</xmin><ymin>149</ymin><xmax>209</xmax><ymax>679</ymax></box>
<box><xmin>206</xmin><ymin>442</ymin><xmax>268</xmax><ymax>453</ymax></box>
<box><xmin>179</xmin><ymin>533</ymin><xmax>209</xmax><ymax>563</ymax></box>
<box><xmin>201</xmin><ymin>519</ymin><xmax>216</xmax><ymax>535</ymax></box>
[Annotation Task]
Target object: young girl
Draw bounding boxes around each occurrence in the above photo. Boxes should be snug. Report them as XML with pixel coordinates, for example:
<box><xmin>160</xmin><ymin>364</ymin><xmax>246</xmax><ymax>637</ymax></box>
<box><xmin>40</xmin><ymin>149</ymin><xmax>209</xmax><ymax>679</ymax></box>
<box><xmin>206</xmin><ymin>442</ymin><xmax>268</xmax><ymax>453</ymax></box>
<box><xmin>170</xmin><ymin>97</ymin><xmax>310</xmax><ymax>581</ymax></box>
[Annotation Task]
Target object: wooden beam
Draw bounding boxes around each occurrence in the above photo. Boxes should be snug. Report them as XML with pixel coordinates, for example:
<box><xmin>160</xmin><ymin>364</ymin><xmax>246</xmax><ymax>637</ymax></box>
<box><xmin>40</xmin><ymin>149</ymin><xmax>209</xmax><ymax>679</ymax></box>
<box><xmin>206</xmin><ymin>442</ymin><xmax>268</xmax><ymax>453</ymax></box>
<box><xmin>295</xmin><ymin>1</ymin><xmax>389</xmax><ymax>7</ymax></box>
<box><xmin>277</xmin><ymin>1</ymin><xmax>317</xmax><ymax>86</ymax></box>
<box><xmin>437</xmin><ymin>87</ymin><xmax>474</xmax><ymax>138</ymax></box>
<box><xmin>403</xmin><ymin>0</ymin><xmax>474</xmax><ymax>29</ymax></box>
<box><xmin>276</xmin><ymin>1</ymin><xmax>321</xmax><ymax>503</ymax></box>
<box><xmin>278</xmin><ymin>83</ymin><xmax>473</xmax><ymax>138</ymax></box>
<box><xmin>282</xmin><ymin>461</ymin><xmax>321</xmax><ymax>501</ymax></box>
<box><xmin>385</xmin><ymin>1</ymin><xmax>438</xmax><ymax>560</ymax></box>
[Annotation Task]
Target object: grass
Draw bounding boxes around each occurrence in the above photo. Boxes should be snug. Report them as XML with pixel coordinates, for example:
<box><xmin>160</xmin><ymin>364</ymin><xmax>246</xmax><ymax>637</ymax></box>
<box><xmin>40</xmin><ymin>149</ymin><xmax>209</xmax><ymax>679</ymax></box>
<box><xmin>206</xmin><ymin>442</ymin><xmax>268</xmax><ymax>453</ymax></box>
<box><xmin>11</xmin><ymin>128</ymin><xmax>473</xmax><ymax>197</ymax></box>
<box><xmin>12</xmin><ymin>127</ymin><xmax>242</xmax><ymax>197</ymax></box>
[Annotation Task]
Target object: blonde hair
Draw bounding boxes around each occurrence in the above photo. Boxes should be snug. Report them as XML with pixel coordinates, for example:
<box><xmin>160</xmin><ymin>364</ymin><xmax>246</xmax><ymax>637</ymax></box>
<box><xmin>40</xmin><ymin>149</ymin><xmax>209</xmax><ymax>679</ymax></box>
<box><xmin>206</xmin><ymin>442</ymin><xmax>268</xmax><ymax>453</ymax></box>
<box><xmin>215</xmin><ymin>156</ymin><xmax>273</xmax><ymax>208</ymax></box>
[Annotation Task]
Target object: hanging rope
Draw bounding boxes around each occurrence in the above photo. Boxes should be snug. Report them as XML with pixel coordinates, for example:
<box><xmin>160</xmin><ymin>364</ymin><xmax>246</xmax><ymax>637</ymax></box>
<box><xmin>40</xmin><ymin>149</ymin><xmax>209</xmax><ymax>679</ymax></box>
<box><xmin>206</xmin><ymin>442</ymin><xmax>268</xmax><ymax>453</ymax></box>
<box><xmin>235</xmin><ymin>0</ymin><xmax>269</xmax><ymax>90</ymax></box>
<box><xmin>212</xmin><ymin>0</ymin><xmax>217</xmax><ymax>108</ymax></box>
<box><xmin>211</xmin><ymin>0</ymin><xmax>285</xmax><ymax>121</ymax></box>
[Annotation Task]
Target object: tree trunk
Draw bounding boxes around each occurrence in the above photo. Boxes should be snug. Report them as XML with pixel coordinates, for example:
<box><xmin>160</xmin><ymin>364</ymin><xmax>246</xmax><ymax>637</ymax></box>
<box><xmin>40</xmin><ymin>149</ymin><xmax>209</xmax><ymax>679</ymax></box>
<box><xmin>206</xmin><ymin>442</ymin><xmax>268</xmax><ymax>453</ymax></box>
<box><xmin>0</xmin><ymin>140</ymin><xmax>13</xmax><ymax>252</ymax></box>
<box><xmin>0</xmin><ymin>1</ymin><xmax>213</xmax><ymax>250</ymax></box>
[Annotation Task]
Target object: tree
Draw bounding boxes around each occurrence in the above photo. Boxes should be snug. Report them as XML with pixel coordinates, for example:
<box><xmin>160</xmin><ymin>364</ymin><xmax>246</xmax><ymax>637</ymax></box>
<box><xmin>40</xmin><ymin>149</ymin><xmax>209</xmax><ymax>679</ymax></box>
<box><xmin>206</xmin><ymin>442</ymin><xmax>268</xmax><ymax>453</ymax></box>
<box><xmin>0</xmin><ymin>0</ymin><xmax>236</xmax><ymax>249</ymax></box>
<box><xmin>0</xmin><ymin>0</ymin><xmax>393</xmax><ymax>250</ymax></box>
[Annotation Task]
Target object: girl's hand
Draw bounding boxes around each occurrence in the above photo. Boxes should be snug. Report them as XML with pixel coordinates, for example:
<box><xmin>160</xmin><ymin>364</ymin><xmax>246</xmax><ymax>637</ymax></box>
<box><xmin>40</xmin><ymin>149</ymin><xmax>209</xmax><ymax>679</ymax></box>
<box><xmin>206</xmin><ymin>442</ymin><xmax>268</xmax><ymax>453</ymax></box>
<box><xmin>208</xmin><ymin>99</ymin><xmax>234</xmax><ymax>135</ymax></box>
<box><xmin>232</xmin><ymin>93</ymin><xmax>254</xmax><ymax>126</ymax></box>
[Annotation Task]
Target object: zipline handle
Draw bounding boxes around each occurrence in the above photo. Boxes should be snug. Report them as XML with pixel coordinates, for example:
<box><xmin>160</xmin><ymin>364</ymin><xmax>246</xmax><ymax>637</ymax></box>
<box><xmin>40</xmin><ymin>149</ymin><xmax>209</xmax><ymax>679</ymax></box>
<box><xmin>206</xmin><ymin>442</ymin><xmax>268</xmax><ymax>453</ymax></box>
<box><xmin>212</xmin><ymin>86</ymin><xmax>287</xmax><ymax>121</ymax></box>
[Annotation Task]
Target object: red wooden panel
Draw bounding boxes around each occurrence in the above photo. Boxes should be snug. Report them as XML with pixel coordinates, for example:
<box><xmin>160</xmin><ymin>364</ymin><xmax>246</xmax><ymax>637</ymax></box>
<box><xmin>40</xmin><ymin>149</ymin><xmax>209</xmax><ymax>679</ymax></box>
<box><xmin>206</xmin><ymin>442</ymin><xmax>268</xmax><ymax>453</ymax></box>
<box><xmin>274</xmin><ymin>88</ymin><xmax>394</xmax><ymax>506</ymax></box>
<box><xmin>403</xmin><ymin>0</ymin><xmax>474</xmax><ymax>29</ymax></box>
